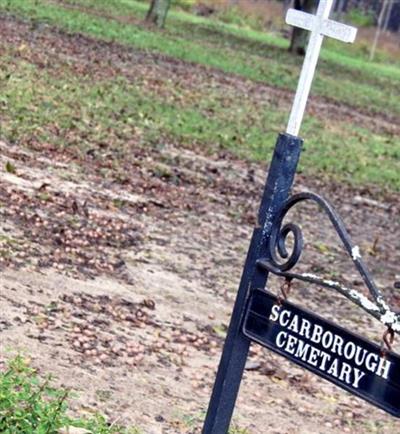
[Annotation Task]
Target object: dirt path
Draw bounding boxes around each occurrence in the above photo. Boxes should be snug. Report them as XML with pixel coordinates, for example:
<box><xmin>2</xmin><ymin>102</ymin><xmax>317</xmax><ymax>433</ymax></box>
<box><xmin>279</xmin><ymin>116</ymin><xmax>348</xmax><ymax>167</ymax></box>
<box><xmin>1</xmin><ymin>15</ymin><xmax>400</xmax><ymax>434</ymax></box>
<box><xmin>1</xmin><ymin>135</ymin><xmax>399</xmax><ymax>433</ymax></box>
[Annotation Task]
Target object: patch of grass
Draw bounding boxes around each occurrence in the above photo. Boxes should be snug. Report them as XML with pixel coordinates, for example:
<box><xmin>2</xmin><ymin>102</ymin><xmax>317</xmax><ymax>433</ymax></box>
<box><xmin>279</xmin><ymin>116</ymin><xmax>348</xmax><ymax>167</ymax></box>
<box><xmin>214</xmin><ymin>5</ymin><xmax>266</xmax><ymax>32</ymax></box>
<box><xmin>176</xmin><ymin>410</ymin><xmax>249</xmax><ymax>433</ymax></box>
<box><xmin>346</xmin><ymin>8</ymin><xmax>375</xmax><ymax>27</ymax></box>
<box><xmin>0</xmin><ymin>44</ymin><xmax>399</xmax><ymax>189</ymax></box>
<box><xmin>229</xmin><ymin>426</ymin><xmax>251</xmax><ymax>434</ymax></box>
<box><xmin>0</xmin><ymin>0</ymin><xmax>398</xmax><ymax>190</ymax></box>
<box><xmin>0</xmin><ymin>0</ymin><xmax>399</xmax><ymax>119</ymax></box>
<box><xmin>0</xmin><ymin>355</ymin><xmax>141</xmax><ymax>433</ymax></box>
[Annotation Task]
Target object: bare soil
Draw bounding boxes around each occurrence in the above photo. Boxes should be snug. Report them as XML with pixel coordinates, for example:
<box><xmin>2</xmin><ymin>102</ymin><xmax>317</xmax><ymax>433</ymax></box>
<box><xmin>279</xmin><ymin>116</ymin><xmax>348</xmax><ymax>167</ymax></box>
<box><xmin>1</xmin><ymin>15</ymin><xmax>400</xmax><ymax>434</ymax></box>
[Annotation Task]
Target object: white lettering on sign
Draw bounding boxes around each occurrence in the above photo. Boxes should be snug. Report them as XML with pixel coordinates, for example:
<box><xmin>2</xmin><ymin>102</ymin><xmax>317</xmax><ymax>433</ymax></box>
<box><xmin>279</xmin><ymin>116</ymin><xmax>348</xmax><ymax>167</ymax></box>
<box><xmin>270</xmin><ymin>306</ymin><xmax>391</xmax><ymax>389</ymax></box>
<box><xmin>377</xmin><ymin>357</ymin><xmax>392</xmax><ymax>380</ymax></box>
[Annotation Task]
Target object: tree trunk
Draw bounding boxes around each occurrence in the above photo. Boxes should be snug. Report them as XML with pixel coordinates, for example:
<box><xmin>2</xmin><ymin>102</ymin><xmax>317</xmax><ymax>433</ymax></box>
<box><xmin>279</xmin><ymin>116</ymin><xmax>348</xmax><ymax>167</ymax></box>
<box><xmin>146</xmin><ymin>0</ymin><xmax>171</xmax><ymax>28</ymax></box>
<box><xmin>289</xmin><ymin>0</ymin><xmax>316</xmax><ymax>55</ymax></box>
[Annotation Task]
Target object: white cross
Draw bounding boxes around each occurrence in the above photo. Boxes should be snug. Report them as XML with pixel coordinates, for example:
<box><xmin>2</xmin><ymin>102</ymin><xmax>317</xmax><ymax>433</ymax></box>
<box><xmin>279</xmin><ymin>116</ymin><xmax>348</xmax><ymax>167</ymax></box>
<box><xmin>285</xmin><ymin>0</ymin><xmax>357</xmax><ymax>137</ymax></box>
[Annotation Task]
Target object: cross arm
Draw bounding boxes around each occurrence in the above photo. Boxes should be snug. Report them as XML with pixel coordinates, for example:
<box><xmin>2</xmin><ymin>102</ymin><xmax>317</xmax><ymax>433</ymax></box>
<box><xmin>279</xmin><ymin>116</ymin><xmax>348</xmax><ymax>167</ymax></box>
<box><xmin>286</xmin><ymin>9</ymin><xmax>315</xmax><ymax>32</ymax></box>
<box><xmin>286</xmin><ymin>9</ymin><xmax>357</xmax><ymax>43</ymax></box>
<box><xmin>322</xmin><ymin>19</ymin><xmax>357</xmax><ymax>43</ymax></box>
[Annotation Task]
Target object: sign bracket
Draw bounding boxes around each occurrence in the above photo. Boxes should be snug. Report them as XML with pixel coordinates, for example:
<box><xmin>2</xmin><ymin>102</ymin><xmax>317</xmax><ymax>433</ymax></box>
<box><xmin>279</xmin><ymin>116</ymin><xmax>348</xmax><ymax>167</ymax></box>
<box><xmin>256</xmin><ymin>191</ymin><xmax>400</xmax><ymax>334</ymax></box>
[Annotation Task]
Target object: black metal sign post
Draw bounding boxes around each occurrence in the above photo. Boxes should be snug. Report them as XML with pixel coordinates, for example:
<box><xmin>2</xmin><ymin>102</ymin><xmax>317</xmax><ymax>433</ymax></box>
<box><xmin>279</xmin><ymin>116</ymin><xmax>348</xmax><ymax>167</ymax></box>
<box><xmin>203</xmin><ymin>2</ymin><xmax>400</xmax><ymax>433</ymax></box>
<box><xmin>202</xmin><ymin>133</ymin><xmax>302</xmax><ymax>433</ymax></box>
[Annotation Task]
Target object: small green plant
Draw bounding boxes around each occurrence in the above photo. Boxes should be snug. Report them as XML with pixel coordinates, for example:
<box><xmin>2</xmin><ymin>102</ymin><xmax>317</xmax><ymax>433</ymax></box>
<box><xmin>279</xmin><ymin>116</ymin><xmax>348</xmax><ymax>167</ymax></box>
<box><xmin>5</xmin><ymin>161</ymin><xmax>16</xmax><ymax>174</ymax></box>
<box><xmin>0</xmin><ymin>356</ymin><xmax>141</xmax><ymax>433</ymax></box>
<box><xmin>0</xmin><ymin>355</ymin><xmax>69</xmax><ymax>433</ymax></box>
<box><xmin>229</xmin><ymin>426</ymin><xmax>251</xmax><ymax>434</ymax></box>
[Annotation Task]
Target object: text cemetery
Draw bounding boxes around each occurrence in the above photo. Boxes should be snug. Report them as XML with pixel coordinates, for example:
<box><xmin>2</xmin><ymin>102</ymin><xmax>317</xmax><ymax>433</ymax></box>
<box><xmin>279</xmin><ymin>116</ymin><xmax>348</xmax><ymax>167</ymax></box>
<box><xmin>242</xmin><ymin>288</ymin><xmax>400</xmax><ymax>420</ymax></box>
<box><xmin>269</xmin><ymin>304</ymin><xmax>391</xmax><ymax>387</ymax></box>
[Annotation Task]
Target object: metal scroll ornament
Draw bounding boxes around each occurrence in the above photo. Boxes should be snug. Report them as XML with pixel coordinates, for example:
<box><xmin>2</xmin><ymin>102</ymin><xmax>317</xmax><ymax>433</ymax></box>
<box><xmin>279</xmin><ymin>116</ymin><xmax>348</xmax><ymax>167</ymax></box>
<box><xmin>257</xmin><ymin>192</ymin><xmax>400</xmax><ymax>334</ymax></box>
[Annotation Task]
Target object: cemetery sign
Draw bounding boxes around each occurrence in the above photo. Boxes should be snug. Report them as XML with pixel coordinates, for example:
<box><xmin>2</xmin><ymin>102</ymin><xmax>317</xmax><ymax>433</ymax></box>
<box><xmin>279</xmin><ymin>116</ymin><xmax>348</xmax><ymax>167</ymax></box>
<box><xmin>203</xmin><ymin>1</ymin><xmax>400</xmax><ymax>433</ymax></box>
<box><xmin>243</xmin><ymin>289</ymin><xmax>400</xmax><ymax>417</ymax></box>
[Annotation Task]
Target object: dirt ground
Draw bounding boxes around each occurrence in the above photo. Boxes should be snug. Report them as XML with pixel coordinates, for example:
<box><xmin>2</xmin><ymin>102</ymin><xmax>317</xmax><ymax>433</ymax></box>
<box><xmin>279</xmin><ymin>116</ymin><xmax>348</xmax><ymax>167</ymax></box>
<box><xmin>1</xmin><ymin>15</ymin><xmax>400</xmax><ymax>434</ymax></box>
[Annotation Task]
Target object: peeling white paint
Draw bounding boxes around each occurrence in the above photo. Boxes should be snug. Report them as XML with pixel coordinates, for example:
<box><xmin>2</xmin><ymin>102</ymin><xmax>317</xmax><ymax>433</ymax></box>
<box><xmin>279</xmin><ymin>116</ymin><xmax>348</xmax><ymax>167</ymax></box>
<box><xmin>380</xmin><ymin>311</ymin><xmax>400</xmax><ymax>333</ymax></box>
<box><xmin>376</xmin><ymin>296</ymin><xmax>391</xmax><ymax>311</ymax></box>
<box><xmin>391</xmin><ymin>321</ymin><xmax>400</xmax><ymax>333</ymax></box>
<box><xmin>381</xmin><ymin>311</ymin><xmax>397</xmax><ymax>325</ymax></box>
<box><xmin>349</xmin><ymin>290</ymin><xmax>380</xmax><ymax>312</ymax></box>
<box><xmin>284</xmin><ymin>269</ymin><xmax>400</xmax><ymax>336</ymax></box>
<box><xmin>351</xmin><ymin>245</ymin><xmax>361</xmax><ymax>261</ymax></box>
<box><xmin>301</xmin><ymin>272</ymin><xmax>319</xmax><ymax>280</ymax></box>
<box><xmin>324</xmin><ymin>279</ymin><xmax>342</xmax><ymax>287</ymax></box>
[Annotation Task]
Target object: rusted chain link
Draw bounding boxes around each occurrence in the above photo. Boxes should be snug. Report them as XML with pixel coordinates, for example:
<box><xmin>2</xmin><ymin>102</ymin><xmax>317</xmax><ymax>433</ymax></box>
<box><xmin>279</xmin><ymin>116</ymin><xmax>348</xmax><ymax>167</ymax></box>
<box><xmin>277</xmin><ymin>278</ymin><xmax>293</xmax><ymax>305</ymax></box>
<box><xmin>380</xmin><ymin>327</ymin><xmax>395</xmax><ymax>358</ymax></box>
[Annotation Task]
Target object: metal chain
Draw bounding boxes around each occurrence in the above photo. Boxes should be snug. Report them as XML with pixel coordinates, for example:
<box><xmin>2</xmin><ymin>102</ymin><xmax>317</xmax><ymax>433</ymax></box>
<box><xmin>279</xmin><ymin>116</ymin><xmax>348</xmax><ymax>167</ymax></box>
<box><xmin>278</xmin><ymin>278</ymin><xmax>293</xmax><ymax>305</ymax></box>
<box><xmin>380</xmin><ymin>327</ymin><xmax>395</xmax><ymax>358</ymax></box>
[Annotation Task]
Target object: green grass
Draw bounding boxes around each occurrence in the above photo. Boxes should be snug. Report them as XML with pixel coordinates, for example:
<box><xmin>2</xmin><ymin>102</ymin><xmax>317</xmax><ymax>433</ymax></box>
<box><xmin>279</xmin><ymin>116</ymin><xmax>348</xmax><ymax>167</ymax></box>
<box><xmin>0</xmin><ymin>39</ymin><xmax>399</xmax><ymax>189</ymax></box>
<box><xmin>0</xmin><ymin>0</ymin><xmax>399</xmax><ymax>190</ymax></box>
<box><xmin>0</xmin><ymin>356</ymin><xmax>141</xmax><ymax>433</ymax></box>
<box><xmin>176</xmin><ymin>410</ymin><xmax>250</xmax><ymax>433</ymax></box>
<box><xmin>1</xmin><ymin>0</ymin><xmax>399</xmax><ymax>118</ymax></box>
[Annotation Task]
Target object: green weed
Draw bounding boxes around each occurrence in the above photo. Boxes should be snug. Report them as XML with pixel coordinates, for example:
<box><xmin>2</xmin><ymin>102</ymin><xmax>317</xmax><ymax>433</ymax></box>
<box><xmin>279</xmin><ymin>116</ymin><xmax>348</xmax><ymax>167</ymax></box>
<box><xmin>177</xmin><ymin>410</ymin><xmax>250</xmax><ymax>433</ymax></box>
<box><xmin>0</xmin><ymin>356</ymin><xmax>141</xmax><ymax>433</ymax></box>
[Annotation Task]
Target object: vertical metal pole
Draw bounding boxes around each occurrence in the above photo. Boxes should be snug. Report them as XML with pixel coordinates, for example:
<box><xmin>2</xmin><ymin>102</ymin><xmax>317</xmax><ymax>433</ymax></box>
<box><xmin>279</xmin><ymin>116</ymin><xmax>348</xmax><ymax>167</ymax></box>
<box><xmin>383</xmin><ymin>0</ymin><xmax>394</xmax><ymax>32</ymax></box>
<box><xmin>202</xmin><ymin>133</ymin><xmax>303</xmax><ymax>434</ymax></box>
<box><xmin>370</xmin><ymin>0</ymin><xmax>389</xmax><ymax>61</ymax></box>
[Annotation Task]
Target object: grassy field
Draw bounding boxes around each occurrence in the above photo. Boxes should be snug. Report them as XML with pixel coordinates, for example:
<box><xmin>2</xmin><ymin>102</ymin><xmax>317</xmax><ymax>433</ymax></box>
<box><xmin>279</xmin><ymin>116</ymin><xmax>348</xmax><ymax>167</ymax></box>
<box><xmin>0</xmin><ymin>0</ymin><xmax>399</xmax><ymax>190</ymax></box>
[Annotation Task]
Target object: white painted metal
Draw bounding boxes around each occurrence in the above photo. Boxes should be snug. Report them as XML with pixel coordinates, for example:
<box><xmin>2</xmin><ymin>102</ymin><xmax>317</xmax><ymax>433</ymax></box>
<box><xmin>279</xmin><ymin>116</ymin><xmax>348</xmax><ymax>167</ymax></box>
<box><xmin>285</xmin><ymin>0</ymin><xmax>357</xmax><ymax>137</ymax></box>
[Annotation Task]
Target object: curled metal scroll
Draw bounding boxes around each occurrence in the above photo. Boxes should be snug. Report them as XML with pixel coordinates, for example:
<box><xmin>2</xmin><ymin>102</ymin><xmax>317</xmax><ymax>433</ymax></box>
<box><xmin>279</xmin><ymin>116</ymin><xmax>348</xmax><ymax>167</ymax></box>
<box><xmin>256</xmin><ymin>192</ymin><xmax>400</xmax><ymax>334</ymax></box>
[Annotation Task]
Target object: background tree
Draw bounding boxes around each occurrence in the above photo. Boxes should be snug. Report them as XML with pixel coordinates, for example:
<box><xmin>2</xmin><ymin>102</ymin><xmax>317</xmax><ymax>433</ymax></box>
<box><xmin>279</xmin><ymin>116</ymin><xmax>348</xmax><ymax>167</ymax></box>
<box><xmin>289</xmin><ymin>0</ymin><xmax>315</xmax><ymax>55</ymax></box>
<box><xmin>146</xmin><ymin>0</ymin><xmax>172</xmax><ymax>27</ymax></box>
